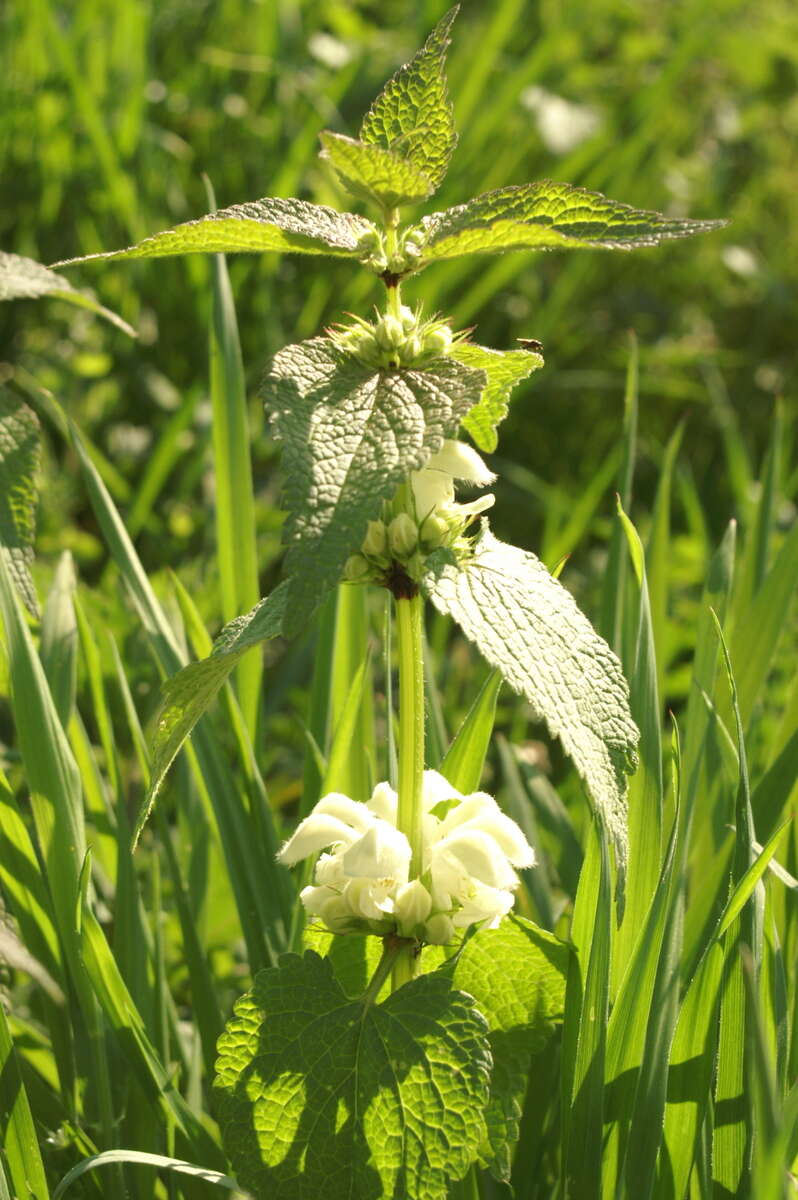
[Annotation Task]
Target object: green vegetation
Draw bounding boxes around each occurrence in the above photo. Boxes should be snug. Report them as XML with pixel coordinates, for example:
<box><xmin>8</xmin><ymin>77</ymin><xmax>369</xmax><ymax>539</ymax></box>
<box><xmin>1</xmin><ymin>2</ymin><xmax>796</xmax><ymax>1198</ymax></box>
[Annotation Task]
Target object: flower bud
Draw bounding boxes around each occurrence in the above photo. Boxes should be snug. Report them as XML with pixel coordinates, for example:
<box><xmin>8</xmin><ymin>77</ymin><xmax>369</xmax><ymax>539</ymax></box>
<box><xmin>399</xmin><ymin>305</ymin><xmax>418</xmax><ymax>332</ymax></box>
<box><xmin>399</xmin><ymin>334</ymin><xmax>423</xmax><ymax>364</ymax></box>
<box><xmin>423</xmin><ymin>913</ymin><xmax>456</xmax><ymax>945</ymax></box>
<box><xmin>394</xmin><ymin>880</ymin><xmax>432</xmax><ymax>936</ymax></box>
<box><xmin>344</xmin><ymin>554</ymin><xmax>371</xmax><ymax>581</ymax></box>
<box><xmin>375</xmin><ymin>315</ymin><xmax>404</xmax><ymax>350</ymax></box>
<box><xmin>419</xmin><ymin>514</ymin><xmax>451</xmax><ymax>550</ymax></box>
<box><xmin>388</xmin><ymin>513</ymin><xmax>419</xmax><ymax>558</ymax></box>
<box><xmin>423</xmin><ymin>325</ymin><xmax>453</xmax><ymax>356</ymax></box>
<box><xmin>361</xmin><ymin>519</ymin><xmax>387</xmax><ymax>558</ymax></box>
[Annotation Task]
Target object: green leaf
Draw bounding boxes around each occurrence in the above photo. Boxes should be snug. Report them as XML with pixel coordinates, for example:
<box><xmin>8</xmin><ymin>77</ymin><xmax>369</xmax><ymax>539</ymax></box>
<box><xmin>451</xmin><ymin>343</ymin><xmax>543</xmax><ymax>453</ymax></box>
<box><xmin>140</xmin><ymin>581</ymin><xmax>289</xmax><ymax>833</ymax></box>
<box><xmin>264</xmin><ymin>338</ymin><xmax>485</xmax><ymax>635</ymax></box>
<box><xmin>319</xmin><ymin>131</ymin><xmax>433</xmax><ymax>209</ymax></box>
<box><xmin>423</xmin><ymin>525</ymin><xmax>639</xmax><ymax>871</ymax></box>
<box><xmin>439</xmin><ymin>669</ymin><xmax>502</xmax><ymax>793</ymax></box>
<box><xmin>0</xmin><ymin>389</ymin><xmax>40</xmax><ymax>617</ymax></box>
<box><xmin>0</xmin><ymin>998</ymin><xmax>51</xmax><ymax>1200</ymax></box>
<box><xmin>447</xmin><ymin>915</ymin><xmax>570</xmax><ymax>1180</ymax></box>
<box><xmin>407</xmin><ymin>181</ymin><xmax>726</xmax><ymax>266</ymax></box>
<box><xmin>53</xmin><ymin>1151</ymin><xmax>246</xmax><ymax>1200</ymax></box>
<box><xmin>53</xmin><ymin>197</ymin><xmax>379</xmax><ymax>266</ymax></box>
<box><xmin>360</xmin><ymin>6</ymin><xmax>458</xmax><ymax>194</ymax></box>
<box><xmin>214</xmin><ymin>950</ymin><xmax>491</xmax><ymax>1200</ymax></box>
<box><xmin>0</xmin><ymin>250</ymin><xmax>135</xmax><ymax>335</ymax></box>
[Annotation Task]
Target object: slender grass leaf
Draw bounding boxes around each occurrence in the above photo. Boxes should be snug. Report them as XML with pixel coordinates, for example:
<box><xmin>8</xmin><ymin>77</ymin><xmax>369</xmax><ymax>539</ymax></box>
<box><xmin>39</xmin><ymin>551</ymin><xmax>78</xmax><ymax>728</ymax></box>
<box><xmin>562</xmin><ymin>817</ymin><xmax>611</xmax><ymax>1199</ymax></box>
<box><xmin>327</xmin><ymin>583</ymin><xmax>375</xmax><ymax>803</ymax></box>
<box><xmin>322</xmin><ymin>646</ymin><xmax>372</xmax><ymax>799</ymax></box>
<box><xmin>451</xmin><ymin>342</ymin><xmax>543</xmax><ymax>453</ymax></box>
<box><xmin>657</xmin><ymin>942</ymin><xmax>724</xmax><ymax>1200</ymax></box>
<box><xmin>716</xmin><ymin>820</ymin><xmax>790</xmax><ymax>939</ymax></box>
<box><xmin>53</xmin><ymin>1151</ymin><xmax>247</xmax><ymax>1200</ymax></box>
<box><xmin>735</xmin><ymin>400</ymin><xmax>783</xmax><ymax>614</ymax></box>
<box><xmin>439</xmin><ymin>668</ymin><xmax>502</xmax><ymax>793</ymax></box>
<box><xmin>496</xmin><ymin>734</ymin><xmax>556</xmax><ymax>929</ymax></box>
<box><xmin>614</xmin><ymin>501</ymin><xmax>663</xmax><ymax>971</ymax></box>
<box><xmin>300</xmin><ymin>591</ymin><xmax>338</xmax><ymax>816</ymax></box>
<box><xmin>319</xmin><ymin>132</ymin><xmax>434</xmax><ymax>209</ymax></box>
<box><xmin>0</xmin><ymin>388</ymin><xmax>41</xmax><ymax>617</ymax></box>
<box><xmin>751</xmin><ymin>730</ymin><xmax>798</xmax><ymax>843</ymax></box>
<box><xmin>446</xmin><ymin>915</ymin><xmax>570</xmax><ymax>1180</ymax></box>
<box><xmin>359</xmin><ymin>6</ymin><xmax>458</xmax><ymax>193</ymax></box>
<box><xmin>0</xmin><ymin>1001</ymin><xmax>50</xmax><ymax>1200</ymax></box>
<box><xmin>646</xmin><ymin>419</ymin><xmax>684</xmax><ymax>706</ymax></box>
<box><xmin>599</xmin><ymin>332</ymin><xmax>638</xmax><ymax>653</ymax></box>
<box><xmin>423</xmin><ymin>524</ymin><xmax>639</xmax><ymax>873</ymax></box>
<box><xmin>215</xmin><ymin>950</ymin><xmax>491</xmax><ymax>1200</ymax></box>
<box><xmin>264</xmin><ymin>338</ymin><xmax>485</xmax><ymax>634</ymax></box>
<box><xmin>140</xmin><ymin>581</ymin><xmax>288</xmax><ymax>834</ymax></box>
<box><xmin>408</xmin><ymin>182</ymin><xmax>726</xmax><ymax>266</ymax></box>
<box><xmin>53</xmin><ymin>198</ymin><xmax>378</xmax><ymax>266</ymax></box>
<box><xmin>206</xmin><ymin>177</ymin><xmax>262</xmax><ymax>741</ymax></box>
<box><xmin>0</xmin><ymin>251</ymin><xmax>135</xmax><ymax>335</ymax></box>
<box><xmin>729</xmin><ymin>518</ymin><xmax>798</xmax><ymax>730</ymax></box>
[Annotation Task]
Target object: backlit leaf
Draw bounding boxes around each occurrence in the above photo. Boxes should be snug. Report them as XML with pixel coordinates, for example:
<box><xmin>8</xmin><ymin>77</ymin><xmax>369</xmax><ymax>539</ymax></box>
<box><xmin>451</xmin><ymin>342</ymin><xmax>543</xmax><ymax>452</ymax></box>
<box><xmin>0</xmin><ymin>389</ymin><xmax>40</xmax><ymax>616</ymax></box>
<box><xmin>319</xmin><ymin>131</ymin><xmax>434</xmax><ymax>209</ymax></box>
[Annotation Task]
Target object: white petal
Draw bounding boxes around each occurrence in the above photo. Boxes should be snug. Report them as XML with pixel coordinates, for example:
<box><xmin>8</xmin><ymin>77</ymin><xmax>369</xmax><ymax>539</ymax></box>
<box><xmin>453</xmin><ymin>883</ymin><xmax>514</xmax><ymax>929</ymax></box>
<box><xmin>341</xmin><ymin>820</ymin><xmax>411</xmax><ymax>881</ymax></box>
<box><xmin>410</xmin><ymin>466</ymin><xmax>455</xmax><ymax>520</ymax></box>
<box><xmin>438</xmin><ymin>793</ymin><xmax>501</xmax><ymax>835</ymax></box>
<box><xmin>454</xmin><ymin>493</ymin><xmax>495</xmax><ymax>517</ymax></box>
<box><xmin>422</xmin><ymin>769</ymin><xmax>464</xmax><ymax>812</ymax></box>
<box><xmin>313</xmin><ymin>793</ymin><xmax>374</xmax><ymax>833</ymax></box>
<box><xmin>425</xmin><ymin>439</ymin><xmax>496</xmax><ymax>485</ymax></box>
<box><xmin>277</xmin><ymin>813</ymin><xmax>358</xmax><ymax>866</ymax></box>
<box><xmin>394</xmin><ymin>880</ymin><xmax>432</xmax><ymax>935</ymax></box>
<box><xmin>435</xmin><ymin>829</ymin><xmax>518</xmax><ymax>890</ymax></box>
<box><xmin>441</xmin><ymin>801</ymin><xmax>535</xmax><ymax>868</ymax></box>
<box><xmin>367</xmin><ymin>781</ymin><xmax>398</xmax><ymax>823</ymax></box>
<box><xmin>314</xmin><ymin>851</ymin><xmax>347</xmax><ymax>886</ymax></box>
<box><xmin>344</xmin><ymin>877</ymin><xmax>395</xmax><ymax>920</ymax></box>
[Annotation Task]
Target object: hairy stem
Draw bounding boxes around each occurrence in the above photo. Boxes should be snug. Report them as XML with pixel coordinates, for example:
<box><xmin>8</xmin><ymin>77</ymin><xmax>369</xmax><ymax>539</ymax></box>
<box><xmin>384</xmin><ymin>207</ymin><xmax>402</xmax><ymax>316</ymax></box>
<box><xmin>393</xmin><ymin>591</ymin><xmax>425</xmax><ymax>990</ymax></box>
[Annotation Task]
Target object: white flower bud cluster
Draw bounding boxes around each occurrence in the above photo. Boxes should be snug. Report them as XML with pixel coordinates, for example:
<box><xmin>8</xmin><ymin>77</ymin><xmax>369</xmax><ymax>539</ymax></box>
<box><xmin>331</xmin><ymin>304</ymin><xmax>454</xmax><ymax>371</ymax></box>
<box><xmin>343</xmin><ymin>439</ymin><xmax>497</xmax><ymax>588</ymax></box>
<box><xmin>277</xmin><ymin>771</ymin><xmax>535</xmax><ymax>942</ymax></box>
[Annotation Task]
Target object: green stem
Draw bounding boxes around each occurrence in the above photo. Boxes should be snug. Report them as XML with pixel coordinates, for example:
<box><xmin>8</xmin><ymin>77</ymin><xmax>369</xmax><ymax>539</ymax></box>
<box><xmin>363</xmin><ymin>936</ymin><xmax>405</xmax><ymax>1007</ymax></box>
<box><xmin>384</xmin><ymin>207</ymin><xmax>402</xmax><ymax>317</ymax></box>
<box><xmin>395</xmin><ymin>593</ymin><xmax>425</xmax><ymax>876</ymax></box>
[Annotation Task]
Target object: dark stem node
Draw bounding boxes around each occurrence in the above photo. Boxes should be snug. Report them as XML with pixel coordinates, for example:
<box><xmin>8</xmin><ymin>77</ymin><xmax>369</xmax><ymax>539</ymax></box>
<box><xmin>383</xmin><ymin>560</ymin><xmax>419</xmax><ymax>600</ymax></box>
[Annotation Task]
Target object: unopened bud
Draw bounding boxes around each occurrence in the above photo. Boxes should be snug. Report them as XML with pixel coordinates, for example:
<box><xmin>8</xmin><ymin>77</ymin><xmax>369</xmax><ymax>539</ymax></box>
<box><xmin>361</xmin><ymin>519</ymin><xmax>387</xmax><ymax>558</ymax></box>
<box><xmin>423</xmin><ymin>325</ymin><xmax>453</xmax><ymax>356</ymax></box>
<box><xmin>388</xmin><ymin>513</ymin><xmax>418</xmax><ymax>558</ymax></box>
<box><xmin>399</xmin><ymin>334</ymin><xmax>423</xmax><ymax>364</ymax></box>
<box><xmin>399</xmin><ymin>305</ymin><xmax>417</xmax><ymax>332</ymax></box>
<box><xmin>420</xmin><ymin>514</ymin><xmax>451</xmax><ymax>550</ymax></box>
<box><xmin>375</xmin><ymin>315</ymin><xmax>404</xmax><ymax>350</ymax></box>
<box><xmin>344</xmin><ymin>554</ymin><xmax>370</xmax><ymax>581</ymax></box>
<box><xmin>394</xmin><ymin>880</ymin><xmax>432</xmax><ymax>936</ymax></box>
<box><xmin>424</xmin><ymin>913</ymin><xmax>456</xmax><ymax>945</ymax></box>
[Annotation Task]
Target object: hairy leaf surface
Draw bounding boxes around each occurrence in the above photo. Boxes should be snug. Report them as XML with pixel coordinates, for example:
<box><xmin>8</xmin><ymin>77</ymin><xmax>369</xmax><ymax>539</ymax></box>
<box><xmin>52</xmin><ymin>198</ymin><xmax>378</xmax><ymax>266</ymax></box>
<box><xmin>423</xmin><ymin>527</ymin><xmax>639</xmax><ymax>869</ymax></box>
<box><xmin>408</xmin><ymin>182</ymin><xmax>726</xmax><ymax>264</ymax></box>
<box><xmin>319</xmin><ymin>131</ymin><xmax>433</xmax><ymax>209</ymax></box>
<box><xmin>448</xmin><ymin>915</ymin><xmax>570</xmax><ymax>1180</ymax></box>
<box><xmin>263</xmin><ymin>338</ymin><xmax>485</xmax><ymax>635</ymax></box>
<box><xmin>141</xmin><ymin>582</ymin><xmax>289</xmax><ymax>830</ymax></box>
<box><xmin>452</xmin><ymin>343</ymin><xmax>543</xmax><ymax>452</ymax></box>
<box><xmin>0</xmin><ymin>390</ymin><xmax>40</xmax><ymax>616</ymax></box>
<box><xmin>215</xmin><ymin>950</ymin><xmax>491</xmax><ymax>1200</ymax></box>
<box><xmin>359</xmin><ymin>6</ymin><xmax>458</xmax><ymax>193</ymax></box>
<box><xmin>0</xmin><ymin>251</ymin><xmax>135</xmax><ymax>334</ymax></box>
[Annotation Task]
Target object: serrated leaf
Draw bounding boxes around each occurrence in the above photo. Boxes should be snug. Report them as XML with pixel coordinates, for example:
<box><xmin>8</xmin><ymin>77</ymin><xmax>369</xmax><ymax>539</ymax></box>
<box><xmin>52</xmin><ymin>198</ymin><xmax>379</xmax><ymax>267</ymax></box>
<box><xmin>0</xmin><ymin>389</ymin><xmax>40</xmax><ymax>617</ymax></box>
<box><xmin>407</xmin><ymin>181</ymin><xmax>726</xmax><ymax>265</ymax></box>
<box><xmin>214</xmin><ymin>949</ymin><xmax>491</xmax><ymax>1200</ymax></box>
<box><xmin>140</xmin><ymin>582</ymin><xmax>289</xmax><ymax>835</ymax></box>
<box><xmin>263</xmin><ymin>338</ymin><xmax>485</xmax><ymax>635</ymax></box>
<box><xmin>319</xmin><ymin>131</ymin><xmax>434</xmax><ymax>209</ymax></box>
<box><xmin>422</xmin><ymin>526</ymin><xmax>639</xmax><ymax>870</ymax></box>
<box><xmin>451</xmin><ymin>343</ymin><xmax>543</xmax><ymax>452</ymax></box>
<box><xmin>360</xmin><ymin>6</ymin><xmax>458</xmax><ymax>194</ymax></box>
<box><xmin>448</xmin><ymin>915</ymin><xmax>570</xmax><ymax>1180</ymax></box>
<box><xmin>0</xmin><ymin>250</ymin><xmax>135</xmax><ymax>335</ymax></box>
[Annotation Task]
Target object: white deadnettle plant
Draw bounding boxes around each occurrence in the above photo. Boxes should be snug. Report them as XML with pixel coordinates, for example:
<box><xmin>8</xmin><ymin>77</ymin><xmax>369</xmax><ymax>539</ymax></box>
<box><xmin>278</xmin><ymin>769</ymin><xmax>534</xmax><ymax>943</ymax></box>
<box><xmin>55</xmin><ymin>6</ymin><xmax>723</xmax><ymax>1197</ymax></box>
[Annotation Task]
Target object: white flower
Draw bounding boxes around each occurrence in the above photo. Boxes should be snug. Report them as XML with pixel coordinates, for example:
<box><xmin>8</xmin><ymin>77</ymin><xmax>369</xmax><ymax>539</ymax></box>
<box><xmin>410</xmin><ymin>439</ymin><xmax>496</xmax><ymax>532</ymax></box>
<box><xmin>278</xmin><ymin>768</ymin><xmax>534</xmax><ymax>942</ymax></box>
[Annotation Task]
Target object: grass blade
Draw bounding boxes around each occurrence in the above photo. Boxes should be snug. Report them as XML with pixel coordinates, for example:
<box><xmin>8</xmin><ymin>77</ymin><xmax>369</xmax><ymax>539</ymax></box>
<box><xmin>0</xmin><ymin>1001</ymin><xmax>50</xmax><ymax>1200</ymax></box>
<box><xmin>439</xmin><ymin>668</ymin><xmax>502</xmax><ymax>793</ymax></box>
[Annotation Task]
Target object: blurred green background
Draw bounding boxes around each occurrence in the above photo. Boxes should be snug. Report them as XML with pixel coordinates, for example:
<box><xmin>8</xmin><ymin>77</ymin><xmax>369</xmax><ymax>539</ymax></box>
<box><xmin>2</xmin><ymin>0</ymin><xmax>796</xmax><ymax>676</ymax></box>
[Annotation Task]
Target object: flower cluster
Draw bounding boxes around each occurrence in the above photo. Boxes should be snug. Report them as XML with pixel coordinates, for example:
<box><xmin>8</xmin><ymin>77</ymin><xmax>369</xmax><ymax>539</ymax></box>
<box><xmin>344</xmin><ymin>438</ymin><xmax>496</xmax><ymax>585</ymax></box>
<box><xmin>277</xmin><ymin>770</ymin><xmax>535</xmax><ymax>943</ymax></box>
<box><xmin>331</xmin><ymin>304</ymin><xmax>453</xmax><ymax>370</ymax></box>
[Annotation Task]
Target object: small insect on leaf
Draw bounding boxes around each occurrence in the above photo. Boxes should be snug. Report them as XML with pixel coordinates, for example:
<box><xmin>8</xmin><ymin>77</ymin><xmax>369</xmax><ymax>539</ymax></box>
<box><xmin>516</xmin><ymin>338</ymin><xmax>544</xmax><ymax>353</ymax></box>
